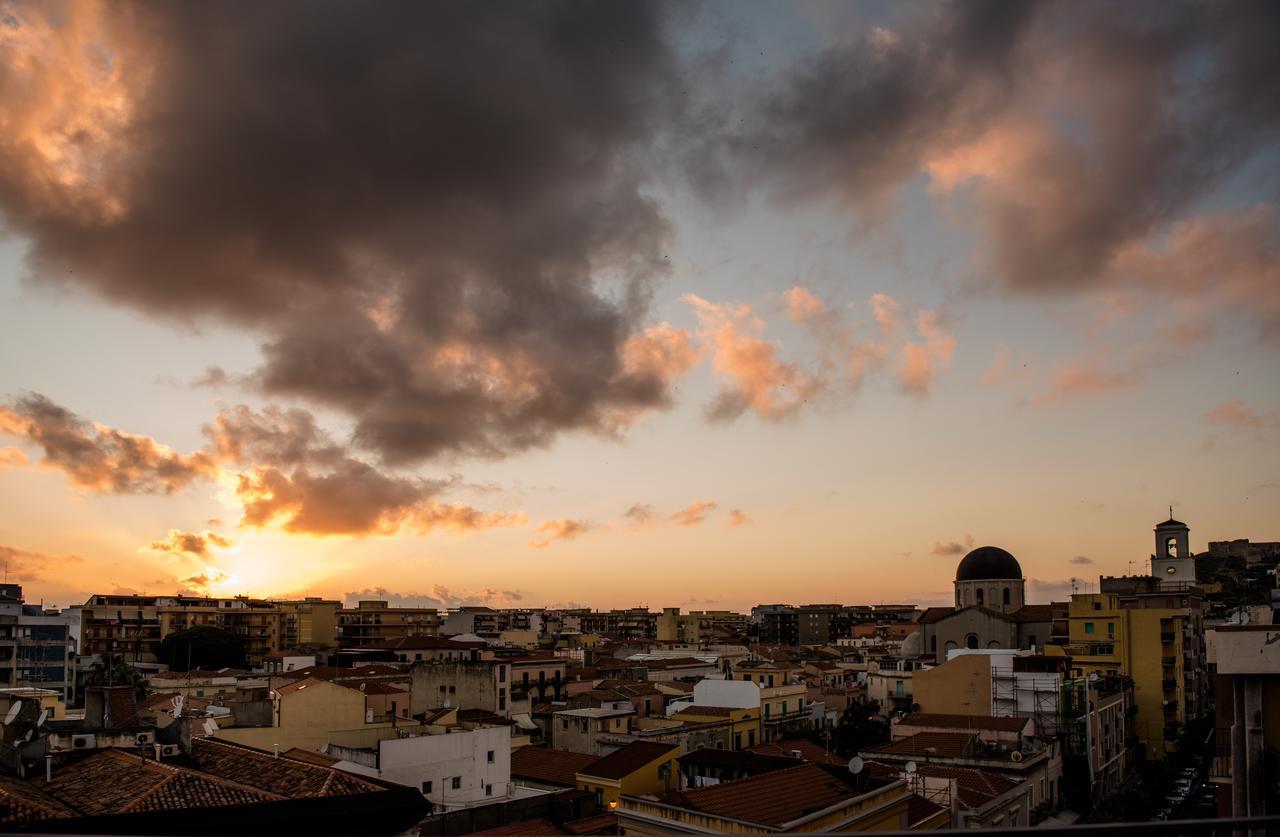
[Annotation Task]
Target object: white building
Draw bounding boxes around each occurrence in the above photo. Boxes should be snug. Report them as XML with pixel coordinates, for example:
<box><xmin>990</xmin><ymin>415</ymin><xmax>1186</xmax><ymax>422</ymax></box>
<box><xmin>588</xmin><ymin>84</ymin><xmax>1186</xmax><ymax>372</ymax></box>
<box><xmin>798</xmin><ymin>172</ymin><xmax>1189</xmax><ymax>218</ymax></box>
<box><xmin>330</xmin><ymin>725</ymin><xmax>546</xmax><ymax>812</ymax></box>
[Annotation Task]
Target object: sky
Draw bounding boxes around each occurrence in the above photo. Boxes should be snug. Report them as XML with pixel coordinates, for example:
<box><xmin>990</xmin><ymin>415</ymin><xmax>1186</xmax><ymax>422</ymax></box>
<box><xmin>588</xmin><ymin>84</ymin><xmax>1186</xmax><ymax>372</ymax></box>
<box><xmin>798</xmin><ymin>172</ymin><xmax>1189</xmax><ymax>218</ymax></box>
<box><xmin>0</xmin><ymin>0</ymin><xmax>1277</xmax><ymax>612</ymax></box>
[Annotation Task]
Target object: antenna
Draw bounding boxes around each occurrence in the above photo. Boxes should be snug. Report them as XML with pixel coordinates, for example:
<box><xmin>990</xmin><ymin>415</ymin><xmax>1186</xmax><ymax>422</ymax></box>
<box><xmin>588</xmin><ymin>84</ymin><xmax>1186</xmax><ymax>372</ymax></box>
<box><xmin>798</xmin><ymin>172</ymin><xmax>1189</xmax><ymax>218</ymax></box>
<box><xmin>905</xmin><ymin>761</ymin><xmax>917</xmax><ymax>774</ymax></box>
<box><xmin>3</xmin><ymin>704</ymin><xmax>20</xmax><ymax>725</ymax></box>
<box><xmin>848</xmin><ymin>756</ymin><xmax>864</xmax><ymax>775</ymax></box>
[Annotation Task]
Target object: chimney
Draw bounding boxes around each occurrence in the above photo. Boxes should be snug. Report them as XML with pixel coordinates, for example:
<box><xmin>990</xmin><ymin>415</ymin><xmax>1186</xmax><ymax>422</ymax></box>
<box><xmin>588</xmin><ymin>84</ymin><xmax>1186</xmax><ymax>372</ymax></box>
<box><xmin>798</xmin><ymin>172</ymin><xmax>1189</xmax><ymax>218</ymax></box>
<box><xmin>790</xmin><ymin>749</ymin><xmax>802</xmax><ymax>759</ymax></box>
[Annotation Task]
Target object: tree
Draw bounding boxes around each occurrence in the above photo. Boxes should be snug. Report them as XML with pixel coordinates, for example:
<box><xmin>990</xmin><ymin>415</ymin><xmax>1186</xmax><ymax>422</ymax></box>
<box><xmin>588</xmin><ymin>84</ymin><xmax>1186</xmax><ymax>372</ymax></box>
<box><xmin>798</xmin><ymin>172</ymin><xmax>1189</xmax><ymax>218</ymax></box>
<box><xmin>830</xmin><ymin>698</ymin><xmax>890</xmax><ymax>757</ymax></box>
<box><xmin>84</xmin><ymin>655</ymin><xmax>149</xmax><ymax>701</ymax></box>
<box><xmin>157</xmin><ymin>626</ymin><xmax>247</xmax><ymax>671</ymax></box>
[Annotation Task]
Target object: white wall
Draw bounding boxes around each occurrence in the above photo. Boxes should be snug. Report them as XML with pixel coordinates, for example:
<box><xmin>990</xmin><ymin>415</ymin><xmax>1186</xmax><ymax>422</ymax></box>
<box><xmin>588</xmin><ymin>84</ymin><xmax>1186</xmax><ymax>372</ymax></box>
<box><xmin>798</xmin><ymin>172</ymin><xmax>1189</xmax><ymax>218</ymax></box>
<box><xmin>691</xmin><ymin>679</ymin><xmax>760</xmax><ymax>709</ymax></box>
<box><xmin>378</xmin><ymin>726</ymin><xmax>513</xmax><ymax>810</ymax></box>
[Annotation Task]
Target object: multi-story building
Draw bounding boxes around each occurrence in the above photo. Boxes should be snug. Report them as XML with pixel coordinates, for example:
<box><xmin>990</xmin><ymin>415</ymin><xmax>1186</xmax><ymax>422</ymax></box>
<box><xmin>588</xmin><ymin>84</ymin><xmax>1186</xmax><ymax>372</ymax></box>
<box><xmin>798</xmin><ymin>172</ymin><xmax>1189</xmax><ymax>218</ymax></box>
<box><xmin>410</xmin><ymin>658</ymin><xmax>512</xmax><ymax>716</ymax></box>
<box><xmin>1047</xmin><ymin>592</ymin><xmax>1194</xmax><ymax>760</ymax></box>
<box><xmin>750</xmin><ymin>604</ymin><xmax>798</xmax><ymax>645</ymax></box>
<box><xmin>79</xmin><ymin>594</ymin><xmax>163</xmax><ymax>664</ymax></box>
<box><xmin>656</xmin><ymin>608</ymin><xmax>749</xmax><ymax>643</ymax></box>
<box><xmin>578</xmin><ymin>608</ymin><xmax>656</xmax><ymax>640</ymax></box>
<box><xmin>274</xmin><ymin>597</ymin><xmax>340</xmax><ymax>650</ymax></box>
<box><xmin>337</xmin><ymin>600</ymin><xmax>441</xmax><ymax>647</ymax></box>
<box><xmin>1207</xmin><ymin>623</ymin><xmax>1280</xmax><ymax>819</ymax></box>
<box><xmin>0</xmin><ymin>585</ymin><xmax>78</xmax><ymax>702</ymax></box>
<box><xmin>157</xmin><ymin>597</ymin><xmax>282</xmax><ymax>666</ymax></box>
<box><xmin>797</xmin><ymin>604</ymin><xmax>842</xmax><ymax>646</ymax></box>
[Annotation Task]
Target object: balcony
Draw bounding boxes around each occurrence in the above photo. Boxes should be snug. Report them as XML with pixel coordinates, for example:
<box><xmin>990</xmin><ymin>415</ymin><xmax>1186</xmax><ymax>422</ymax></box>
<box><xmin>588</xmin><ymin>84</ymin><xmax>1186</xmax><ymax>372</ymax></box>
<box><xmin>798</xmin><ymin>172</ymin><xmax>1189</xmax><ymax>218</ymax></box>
<box><xmin>1162</xmin><ymin>657</ymin><xmax>1177</xmax><ymax>667</ymax></box>
<box><xmin>1160</xmin><ymin>632</ymin><xmax>1176</xmax><ymax>644</ymax></box>
<box><xmin>1210</xmin><ymin>737</ymin><xmax>1230</xmax><ymax>779</ymax></box>
<box><xmin>762</xmin><ymin>708</ymin><xmax>810</xmax><ymax>725</ymax></box>
<box><xmin>1162</xmin><ymin>679</ymin><xmax>1177</xmax><ymax>691</ymax></box>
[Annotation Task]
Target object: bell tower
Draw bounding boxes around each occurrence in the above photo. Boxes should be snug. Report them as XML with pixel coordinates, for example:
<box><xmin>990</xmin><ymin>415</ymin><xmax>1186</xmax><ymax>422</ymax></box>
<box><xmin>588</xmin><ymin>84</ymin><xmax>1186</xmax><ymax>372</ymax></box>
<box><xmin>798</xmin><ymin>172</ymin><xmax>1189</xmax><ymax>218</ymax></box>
<box><xmin>1152</xmin><ymin>510</ymin><xmax>1195</xmax><ymax>587</ymax></box>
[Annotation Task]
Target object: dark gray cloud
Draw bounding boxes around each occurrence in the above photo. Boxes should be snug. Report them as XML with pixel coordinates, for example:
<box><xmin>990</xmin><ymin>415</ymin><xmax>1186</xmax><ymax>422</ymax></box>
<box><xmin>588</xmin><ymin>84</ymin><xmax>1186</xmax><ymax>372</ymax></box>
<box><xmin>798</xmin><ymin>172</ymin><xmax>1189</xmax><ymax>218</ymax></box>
<box><xmin>742</xmin><ymin>0</ymin><xmax>1280</xmax><ymax>327</ymax></box>
<box><xmin>1</xmin><ymin>1</ymin><xmax>694</xmax><ymax>464</ymax></box>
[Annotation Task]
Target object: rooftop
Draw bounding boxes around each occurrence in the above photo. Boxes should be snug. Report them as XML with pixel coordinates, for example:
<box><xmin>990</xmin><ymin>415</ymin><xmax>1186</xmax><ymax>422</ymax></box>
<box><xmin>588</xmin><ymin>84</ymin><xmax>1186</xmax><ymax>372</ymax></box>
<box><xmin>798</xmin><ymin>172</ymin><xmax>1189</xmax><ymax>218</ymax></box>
<box><xmin>899</xmin><ymin>713</ymin><xmax>1028</xmax><ymax>733</ymax></box>
<box><xmin>578</xmin><ymin>741</ymin><xmax>677</xmax><ymax>780</ymax></box>
<box><xmin>747</xmin><ymin>739</ymin><xmax>842</xmax><ymax>765</ymax></box>
<box><xmin>655</xmin><ymin>763</ymin><xmax>890</xmax><ymax>827</ymax></box>
<box><xmin>866</xmin><ymin>731</ymin><xmax>978</xmax><ymax>759</ymax></box>
<box><xmin>511</xmin><ymin>746</ymin><xmax>600</xmax><ymax>787</ymax></box>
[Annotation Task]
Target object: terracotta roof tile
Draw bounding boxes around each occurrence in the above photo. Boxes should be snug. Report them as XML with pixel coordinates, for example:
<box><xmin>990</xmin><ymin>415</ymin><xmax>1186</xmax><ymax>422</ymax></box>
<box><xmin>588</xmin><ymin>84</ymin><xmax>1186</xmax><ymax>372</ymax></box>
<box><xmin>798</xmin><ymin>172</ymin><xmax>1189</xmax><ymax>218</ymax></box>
<box><xmin>560</xmin><ymin>812</ymin><xmax>618</xmax><ymax>834</ymax></box>
<box><xmin>747</xmin><ymin>739</ymin><xmax>841</xmax><ymax>765</ymax></box>
<box><xmin>900</xmin><ymin>713</ymin><xmax>1028</xmax><ymax>733</ymax></box>
<box><xmin>914</xmin><ymin>764</ymin><xmax>1020</xmax><ymax>809</ymax></box>
<box><xmin>472</xmin><ymin>817</ymin><xmax>564</xmax><ymax>835</ymax></box>
<box><xmin>867</xmin><ymin>732</ymin><xmax>978</xmax><ymax>759</ymax></box>
<box><xmin>577</xmin><ymin>741</ymin><xmax>676</xmax><ymax>781</ymax></box>
<box><xmin>188</xmin><ymin>737</ymin><xmax>385</xmax><ymax>798</ymax></box>
<box><xmin>0</xmin><ymin>773</ymin><xmax>77</xmax><ymax>823</ymax></box>
<box><xmin>906</xmin><ymin>792</ymin><xmax>947</xmax><ymax>826</ymax></box>
<box><xmin>656</xmin><ymin>763</ymin><xmax>883</xmax><ymax>827</ymax></box>
<box><xmin>511</xmin><ymin>746</ymin><xmax>600</xmax><ymax>787</ymax></box>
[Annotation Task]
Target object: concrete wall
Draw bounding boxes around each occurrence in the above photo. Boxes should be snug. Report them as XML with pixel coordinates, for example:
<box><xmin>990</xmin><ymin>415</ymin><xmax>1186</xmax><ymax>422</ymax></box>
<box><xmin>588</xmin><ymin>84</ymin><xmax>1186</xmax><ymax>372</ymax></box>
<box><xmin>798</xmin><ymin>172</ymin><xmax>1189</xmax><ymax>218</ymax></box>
<box><xmin>378</xmin><ymin>726</ymin><xmax>513</xmax><ymax>810</ymax></box>
<box><xmin>411</xmin><ymin>660</ymin><xmax>509</xmax><ymax>716</ymax></box>
<box><xmin>913</xmin><ymin>653</ymin><xmax>992</xmax><ymax>715</ymax></box>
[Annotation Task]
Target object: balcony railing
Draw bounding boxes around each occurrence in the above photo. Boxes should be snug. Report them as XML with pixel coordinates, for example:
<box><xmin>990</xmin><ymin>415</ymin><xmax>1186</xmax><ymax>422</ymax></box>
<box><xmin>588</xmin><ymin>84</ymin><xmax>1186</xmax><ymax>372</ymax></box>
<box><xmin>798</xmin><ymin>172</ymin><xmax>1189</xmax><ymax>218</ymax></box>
<box><xmin>1211</xmin><ymin>737</ymin><xmax>1231</xmax><ymax>779</ymax></box>
<box><xmin>1162</xmin><ymin>679</ymin><xmax>1177</xmax><ymax>691</ymax></box>
<box><xmin>1162</xmin><ymin>657</ymin><xmax>1176</xmax><ymax>667</ymax></box>
<box><xmin>1160</xmin><ymin>632</ymin><xmax>1176</xmax><ymax>643</ymax></box>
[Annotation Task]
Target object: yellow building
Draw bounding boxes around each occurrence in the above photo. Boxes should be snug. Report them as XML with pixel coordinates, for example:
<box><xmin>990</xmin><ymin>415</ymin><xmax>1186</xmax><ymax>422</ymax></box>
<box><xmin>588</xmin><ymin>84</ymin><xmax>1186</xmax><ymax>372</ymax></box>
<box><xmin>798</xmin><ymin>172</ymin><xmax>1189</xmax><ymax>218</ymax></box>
<box><xmin>913</xmin><ymin>653</ymin><xmax>993</xmax><ymax>715</ymax></box>
<box><xmin>1047</xmin><ymin>593</ymin><xmax>1188</xmax><ymax>759</ymax></box>
<box><xmin>214</xmin><ymin>677</ymin><xmax>424</xmax><ymax>752</ymax></box>
<box><xmin>669</xmin><ymin>705</ymin><xmax>762</xmax><ymax>750</ymax></box>
<box><xmin>576</xmin><ymin>741</ymin><xmax>678</xmax><ymax>808</ymax></box>
<box><xmin>274</xmin><ymin>598</ymin><xmax>340</xmax><ymax>650</ymax></box>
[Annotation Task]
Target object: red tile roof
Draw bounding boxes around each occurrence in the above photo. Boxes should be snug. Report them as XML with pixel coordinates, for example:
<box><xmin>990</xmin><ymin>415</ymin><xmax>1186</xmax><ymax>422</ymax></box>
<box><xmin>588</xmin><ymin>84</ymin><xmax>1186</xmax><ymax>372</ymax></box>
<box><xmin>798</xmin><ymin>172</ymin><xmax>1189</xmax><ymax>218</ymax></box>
<box><xmin>918</xmin><ymin>607</ymin><xmax>955</xmax><ymax>624</ymax></box>
<box><xmin>511</xmin><ymin>746</ymin><xmax>600</xmax><ymax>787</ymax></box>
<box><xmin>578</xmin><ymin>741</ymin><xmax>677</xmax><ymax>781</ymax></box>
<box><xmin>914</xmin><ymin>764</ymin><xmax>1020</xmax><ymax>809</ymax></box>
<box><xmin>900</xmin><ymin>714</ymin><xmax>1028</xmax><ymax>733</ymax></box>
<box><xmin>188</xmin><ymin>737</ymin><xmax>386</xmax><ymax>798</ymax></box>
<box><xmin>0</xmin><ymin>773</ymin><xmax>77</xmax><ymax>823</ymax></box>
<box><xmin>1011</xmin><ymin>604</ymin><xmax>1058</xmax><ymax>623</ymax></box>
<box><xmin>748</xmin><ymin>739</ymin><xmax>841</xmax><ymax>765</ymax></box>
<box><xmin>906</xmin><ymin>792</ymin><xmax>948</xmax><ymax>826</ymax></box>
<box><xmin>867</xmin><ymin>732</ymin><xmax>978</xmax><ymax>759</ymax></box>
<box><xmin>656</xmin><ymin>763</ymin><xmax>883</xmax><ymax>827</ymax></box>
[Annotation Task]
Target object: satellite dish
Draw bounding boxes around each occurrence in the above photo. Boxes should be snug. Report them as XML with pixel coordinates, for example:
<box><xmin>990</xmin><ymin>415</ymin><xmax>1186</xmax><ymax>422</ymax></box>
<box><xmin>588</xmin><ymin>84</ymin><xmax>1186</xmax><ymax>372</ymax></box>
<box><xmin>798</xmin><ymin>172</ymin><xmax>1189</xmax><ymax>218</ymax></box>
<box><xmin>905</xmin><ymin>761</ymin><xmax>917</xmax><ymax>774</ymax></box>
<box><xmin>3</xmin><ymin>704</ymin><xmax>20</xmax><ymax>725</ymax></box>
<box><xmin>35</xmin><ymin>710</ymin><xmax>49</xmax><ymax>728</ymax></box>
<box><xmin>848</xmin><ymin>757</ymin><xmax>864</xmax><ymax>775</ymax></box>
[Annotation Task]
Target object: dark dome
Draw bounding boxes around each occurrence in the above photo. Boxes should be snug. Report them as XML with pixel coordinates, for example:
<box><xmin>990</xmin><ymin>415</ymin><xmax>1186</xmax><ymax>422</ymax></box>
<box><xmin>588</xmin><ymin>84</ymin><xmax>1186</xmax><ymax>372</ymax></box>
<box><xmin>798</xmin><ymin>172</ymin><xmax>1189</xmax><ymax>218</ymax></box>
<box><xmin>956</xmin><ymin>546</ymin><xmax>1023</xmax><ymax>581</ymax></box>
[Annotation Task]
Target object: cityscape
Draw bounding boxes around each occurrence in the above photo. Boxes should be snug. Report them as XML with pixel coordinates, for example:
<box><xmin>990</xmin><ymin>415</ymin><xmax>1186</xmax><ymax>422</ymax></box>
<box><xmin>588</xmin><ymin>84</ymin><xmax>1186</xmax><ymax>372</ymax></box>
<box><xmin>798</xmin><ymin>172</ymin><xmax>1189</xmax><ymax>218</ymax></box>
<box><xmin>2</xmin><ymin>0</ymin><xmax>1279</xmax><ymax>834</ymax></box>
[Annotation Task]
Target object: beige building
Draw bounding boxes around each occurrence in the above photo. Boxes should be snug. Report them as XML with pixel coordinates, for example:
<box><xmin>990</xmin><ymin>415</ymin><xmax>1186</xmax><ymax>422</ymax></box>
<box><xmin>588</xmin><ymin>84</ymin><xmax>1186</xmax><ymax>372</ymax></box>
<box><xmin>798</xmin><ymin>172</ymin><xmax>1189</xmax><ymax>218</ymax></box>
<box><xmin>274</xmin><ymin>598</ymin><xmax>340</xmax><ymax>650</ymax></box>
<box><xmin>337</xmin><ymin>600</ymin><xmax>441</xmax><ymax>647</ymax></box>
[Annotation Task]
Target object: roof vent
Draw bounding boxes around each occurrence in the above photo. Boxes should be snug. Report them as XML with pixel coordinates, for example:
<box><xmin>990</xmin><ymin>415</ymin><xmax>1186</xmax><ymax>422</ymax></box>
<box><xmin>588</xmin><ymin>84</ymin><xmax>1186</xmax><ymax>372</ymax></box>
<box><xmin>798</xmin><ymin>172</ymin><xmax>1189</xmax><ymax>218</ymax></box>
<box><xmin>790</xmin><ymin>749</ymin><xmax>803</xmax><ymax>759</ymax></box>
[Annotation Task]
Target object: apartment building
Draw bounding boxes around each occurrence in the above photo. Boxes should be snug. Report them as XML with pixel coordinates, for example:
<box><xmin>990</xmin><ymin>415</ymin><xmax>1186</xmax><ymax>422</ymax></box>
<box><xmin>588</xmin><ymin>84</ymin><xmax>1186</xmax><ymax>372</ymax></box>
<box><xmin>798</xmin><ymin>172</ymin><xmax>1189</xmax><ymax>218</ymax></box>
<box><xmin>655</xmin><ymin>608</ymin><xmax>749</xmax><ymax>643</ymax></box>
<box><xmin>410</xmin><ymin>658</ymin><xmax>512</xmax><ymax>716</ymax></box>
<box><xmin>275</xmin><ymin>597</ymin><xmax>340</xmax><ymax>650</ymax></box>
<box><xmin>0</xmin><ymin>585</ymin><xmax>78</xmax><ymax>702</ymax></box>
<box><xmin>157</xmin><ymin>597</ymin><xmax>282</xmax><ymax>666</ymax></box>
<box><xmin>1046</xmin><ymin>592</ymin><xmax>1194</xmax><ymax>760</ymax></box>
<box><xmin>337</xmin><ymin>600</ymin><xmax>441</xmax><ymax>647</ymax></box>
<box><xmin>751</xmin><ymin>605</ymin><xmax>799</xmax><ymax>645</ymax></box>
<box><xmin>80</xmin><ymin>594</ymin><xmax>283</xmax><ymax>668</ymax></box>
<box><xmin>797</xmin><ymin>604</ymin><xmax>842</xmax><ymax>646</ymax></box>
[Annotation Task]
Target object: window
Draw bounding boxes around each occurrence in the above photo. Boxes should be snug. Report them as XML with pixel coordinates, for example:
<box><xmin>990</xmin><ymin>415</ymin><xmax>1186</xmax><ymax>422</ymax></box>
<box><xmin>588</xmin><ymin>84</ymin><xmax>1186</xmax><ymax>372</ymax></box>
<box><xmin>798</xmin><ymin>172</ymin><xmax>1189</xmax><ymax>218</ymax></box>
<box><xmin>1003</xmin><ymin>587</ymin><xmax>1011</xmax><ymax>606</ymax></box>
<box><xmin>1085</xmin><ymin>623</ymin><xmax>1095</xmax><ymax>634</ymax></box>
<box><xmin>930</xmin><ymin>635</ymin><xmax>937</xmax><ymax>653</ymax></box>
<box><xmin>1107</xmin><ymin>622</ymin><xmax>1115</xmax><ymax>636</ymax></box>
<box><xmin>965</xmin><ymin>634</ymin><xmax>979</xmax><ymax>650</ymax></box>
<box><xmin>1028</xmin><ymin>635</ymin><xmax>1037</xmax><ymax>648</ymax></box>
<box><xmin>487</xmin><ymin>750</ymin><xmax>495</xmax><ymax>763</ymax></box>
<box><xmin>1093</xmin><ymin>601</ymin><xmax>1102</xmax><ymax>611</ymax></box>
<box><xmin>976</xmin><ymin>588</ymin><xmax>985</xmax><ymax>606</ymax></box>
<box><xmin>499</xmin><ymin>666</ymin><xmax>506</xmax><ymax>683</ymax></box>
<box><xmin>422</xmin><ymin>780</ymin><xmax>433</xmax><ymax>794</ymax></box>
<box><xmin>485</xmin><ymin>784</ymin><xmax>493</xmax><ymax>797</ymax></box>
<box><xmin>499</xmin><ymin>688</ymin><xmax>506</xmax><ymax>711</ymax></box>
<box><xmin>561</xmin><ymin>719</ymin><xmax>568</xmax><ymax>730</ymax></box>
<box><xmin>451</xmin><ymin>776</ymin><xmax>461</xmax><ymax>790</ymax></box>
<box><xmin>895</xmin><ymin>680</ymin><xmax>904</xmax><ymax>697</ymax></box>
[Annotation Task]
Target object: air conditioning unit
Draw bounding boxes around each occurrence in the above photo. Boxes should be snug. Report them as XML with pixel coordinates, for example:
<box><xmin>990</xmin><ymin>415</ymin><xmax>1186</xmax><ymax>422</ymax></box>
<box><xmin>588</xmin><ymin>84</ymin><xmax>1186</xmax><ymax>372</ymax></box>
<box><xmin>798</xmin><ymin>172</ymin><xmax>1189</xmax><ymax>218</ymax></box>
<box><xmin>135</xmin><ymin>731</ymin><xmax>154</xmax><ymax>745</ymax></box>
<box><xmin>71</xmin><ymin>733</ymin><xmax>96</xmax><ymax>749</ymax></box>
<box><xmin>158</xmin><ymin>744</ymin><xmax>180</xmax><ymax>757</ymax></box>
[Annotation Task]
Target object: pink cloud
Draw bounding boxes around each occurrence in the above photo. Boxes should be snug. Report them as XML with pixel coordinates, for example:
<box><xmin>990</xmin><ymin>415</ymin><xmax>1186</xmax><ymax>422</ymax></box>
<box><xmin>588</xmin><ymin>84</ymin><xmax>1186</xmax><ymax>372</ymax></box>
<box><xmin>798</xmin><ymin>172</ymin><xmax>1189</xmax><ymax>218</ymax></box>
<box><xmin>670</xmin><ymin>500</ymin><xmax>718</xmax><ymax>528</ymax></box>
<box><xmin>529</xmin><ymin>518</ymin><xmax>596</xmax><ymax>549</ymax></box>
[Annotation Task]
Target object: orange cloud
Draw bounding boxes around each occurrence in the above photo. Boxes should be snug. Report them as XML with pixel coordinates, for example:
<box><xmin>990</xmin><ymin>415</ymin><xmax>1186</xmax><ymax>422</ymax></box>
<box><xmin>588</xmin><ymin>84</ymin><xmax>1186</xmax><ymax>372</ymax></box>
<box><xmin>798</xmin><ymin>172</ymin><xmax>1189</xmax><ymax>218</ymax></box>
<box><xmin>145</xmin><ymin>529</ymin><xmax>232</xmax><ymax>558</ymax></box>
<box><xmin>980</xmin><ymin>343</ymin><xmax>1033</xmax><ymax>389</ymax></box>
<box><xmin>1032</xmin><ymin>354</ymin><xmax>1144</xmax><ymax>406</ymax></box>
<box><xmin>529</xmin><ymin>519</ymin><xmax>595</xmax><ymax>549</ymax></box>
<box><xmin>0</xmin><ymin>447</ymin><xmax>27</xmax><ymax>467</ymax></box>
<box><xmin>234</xmin><ymin>460</ymin><xmax>521</xmax><ymax>537</ymax></box>
<box><xmin>0</xmin><ymin>395</ymin><xmax>216</xmax><ymax>493</ymax></box>
<box><xmin>899</xmin><ymin>310</ymin><xmax>956</xmax><ymax>397</ymax></box>
<box><xmin>0</xmin><ymin>544</ymin><xmax>84</xmax><ymax>585</ymax></box>
<box><xmin>728</xmin><ymin>508</ymin><xmax>751</xmax><ymax>526</ymax></box>
<box><xmin>782</xmin><ymin>286</ymin><xmax>828</xmax><ymax>322</ymax></box>
<box><xmin>623</xmin><ymin>503</ymin><xmax>657</xmax><ymax>528</ymax></box>
<box><xmin>931</xmin><ymin>534</ymin><xmax>974</xmax><ymax>556</ymax></box>
<box><xmin>1204</xmin><ymin>400</ymin><xmax>1279</xmax><ymax>431</ymax></box>
<box><xmin>670</xmin><ymin>500</ymin><xmax>718</xmax><ymax>527</ymax></box>
<box><xmin>684</xmin><ymin>293</ymin><xmax>825</xmax><ymax>421</ymax></box>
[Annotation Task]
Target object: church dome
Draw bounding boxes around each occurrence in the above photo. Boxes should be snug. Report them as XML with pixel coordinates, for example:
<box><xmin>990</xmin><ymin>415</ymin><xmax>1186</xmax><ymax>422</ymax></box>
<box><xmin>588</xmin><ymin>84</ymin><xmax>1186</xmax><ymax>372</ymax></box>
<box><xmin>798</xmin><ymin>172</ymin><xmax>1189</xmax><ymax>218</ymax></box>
<box><xmin>956</xmin><ymin>546</ymin><xmax>1023</xmax><ymax>581</ymax></box>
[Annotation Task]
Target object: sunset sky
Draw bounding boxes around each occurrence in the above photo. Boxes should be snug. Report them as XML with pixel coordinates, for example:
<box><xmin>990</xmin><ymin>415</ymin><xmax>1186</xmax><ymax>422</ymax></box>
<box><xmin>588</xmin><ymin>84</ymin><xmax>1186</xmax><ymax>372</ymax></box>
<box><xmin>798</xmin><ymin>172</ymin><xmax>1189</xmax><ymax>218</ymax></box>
<box><xmin>1</xmin><ymin>0</ymin><xmax>1277</xmax><ymax>612</ymax></box>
